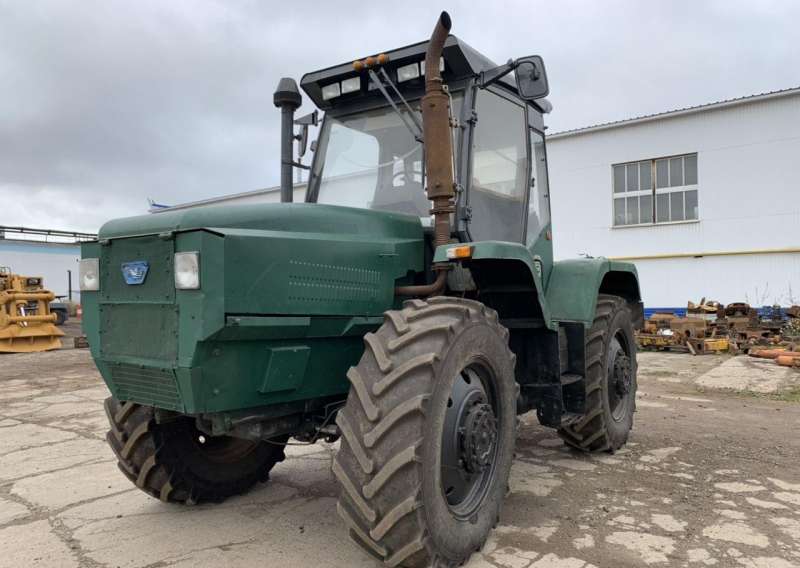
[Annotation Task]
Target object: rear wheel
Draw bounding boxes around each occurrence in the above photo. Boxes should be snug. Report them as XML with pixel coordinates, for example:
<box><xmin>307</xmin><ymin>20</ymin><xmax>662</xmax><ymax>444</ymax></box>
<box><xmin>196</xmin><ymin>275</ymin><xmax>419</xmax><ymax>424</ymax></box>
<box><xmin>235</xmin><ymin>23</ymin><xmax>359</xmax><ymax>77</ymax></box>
<box><xmin>558</xmin><ymin>294</ymin><xmax>637</xmax><ymax>452</ymax></box>
<box><xmin>334</xmin><ymin>297</ymin><xmax>517</xmax><ymax>567</ymax></box>
<box><xmin>104</xmin><ymin>397</ymin><xmax>287</xmax><ymax>504</ymax></box>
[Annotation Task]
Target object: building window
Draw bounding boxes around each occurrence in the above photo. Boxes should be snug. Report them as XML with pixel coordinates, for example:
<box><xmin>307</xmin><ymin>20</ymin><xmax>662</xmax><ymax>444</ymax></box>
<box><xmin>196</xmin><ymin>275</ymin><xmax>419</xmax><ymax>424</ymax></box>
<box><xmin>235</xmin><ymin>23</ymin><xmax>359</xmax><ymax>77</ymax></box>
<box><xmin>612</xmin><ymin>153</ymin><xmax>698</xmax><ymax>227</ymax></box>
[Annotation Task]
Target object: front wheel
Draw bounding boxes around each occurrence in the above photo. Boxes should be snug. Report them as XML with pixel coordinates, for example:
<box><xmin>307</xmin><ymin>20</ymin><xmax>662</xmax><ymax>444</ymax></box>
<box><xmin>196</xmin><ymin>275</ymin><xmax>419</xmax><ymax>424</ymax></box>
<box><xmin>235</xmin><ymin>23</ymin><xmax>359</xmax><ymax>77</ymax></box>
<box><xmin>334</xmin><ymin>297</ymin><xmax>517</xmax><ymax>567</ymax></box>
<box><xmin>104</xmin><ymin>397</ymin><xmax>287</xmax><ymax>504</ymax></box>
<box><xmin>558</xmin><ymin>294</ymin><xmax>637</xmax><ymax>452</ymax></box>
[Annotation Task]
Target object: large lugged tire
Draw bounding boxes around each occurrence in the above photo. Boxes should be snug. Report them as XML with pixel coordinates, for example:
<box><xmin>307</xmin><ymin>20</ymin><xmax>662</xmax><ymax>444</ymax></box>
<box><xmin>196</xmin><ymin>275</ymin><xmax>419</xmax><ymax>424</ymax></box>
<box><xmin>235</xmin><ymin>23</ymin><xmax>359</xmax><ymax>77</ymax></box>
<box><xmin>104</xmin><ymin>397</ymin><xmax>287</xmax><ymax>504</ymax></box>
<box><xmin>334</xmin><ymin>297</ymin><xmax>517</xmax><ymax>567</ymax></box>
<box><xmin>558</xmin><ymin>294</ymin><xmax>637</xmax><ymax>452</ymax></box>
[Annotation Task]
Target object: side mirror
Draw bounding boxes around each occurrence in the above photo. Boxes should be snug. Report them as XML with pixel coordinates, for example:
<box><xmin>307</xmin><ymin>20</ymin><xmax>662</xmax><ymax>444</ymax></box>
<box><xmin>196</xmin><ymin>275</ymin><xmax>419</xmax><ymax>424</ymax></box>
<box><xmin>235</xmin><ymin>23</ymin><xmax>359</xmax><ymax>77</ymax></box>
<box><xmin>294</xmin><ymin>110</ymin><xmax>318</xmax><ymax>159</ymax></box>
<box><xmin>515</xmin><ymin>56</ymin><xmax>549</xmax><ymax>100</ymax></box>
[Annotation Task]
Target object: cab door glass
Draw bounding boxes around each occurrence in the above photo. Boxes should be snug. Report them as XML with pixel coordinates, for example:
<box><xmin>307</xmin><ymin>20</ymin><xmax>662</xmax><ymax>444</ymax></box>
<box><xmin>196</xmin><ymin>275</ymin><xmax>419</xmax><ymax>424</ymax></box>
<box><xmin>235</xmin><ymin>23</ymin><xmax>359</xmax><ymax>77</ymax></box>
<box><xmin>527</xmin><ymin>129</ymin><xmax>551</xmax><ymax>246</ymax></box>
<box><xmin>469</xmin><ymin>90</ymin><xmax>528</xmax><ymax>242</ymax></box>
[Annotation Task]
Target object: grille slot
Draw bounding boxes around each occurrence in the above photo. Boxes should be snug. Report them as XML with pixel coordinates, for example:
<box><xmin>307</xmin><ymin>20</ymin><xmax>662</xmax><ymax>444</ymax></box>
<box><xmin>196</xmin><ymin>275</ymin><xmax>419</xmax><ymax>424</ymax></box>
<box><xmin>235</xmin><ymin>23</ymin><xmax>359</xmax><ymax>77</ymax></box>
<box><xmin>111</xmin><ymin>364</ymin><xmax>181</xmax><ymax>410</ymax></box>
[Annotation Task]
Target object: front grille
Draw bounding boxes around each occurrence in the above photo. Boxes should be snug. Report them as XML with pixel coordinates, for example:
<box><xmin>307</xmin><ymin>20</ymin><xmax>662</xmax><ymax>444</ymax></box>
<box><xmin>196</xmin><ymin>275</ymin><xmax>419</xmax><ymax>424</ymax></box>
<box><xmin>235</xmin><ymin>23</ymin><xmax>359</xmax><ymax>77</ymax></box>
<box><xmin>111</xmin><ymin>364</ymin><xmax>181</xmax><ymax>410</ymax></box>
<box><xmin>99</xmin><ymin>303</ymin><xmax>178</xmax><ymax>361</ymax></box>
<box><xmin>101</xmin><ymin>235</ymin><xmax>174</xmax><ymax>304</ymax></box>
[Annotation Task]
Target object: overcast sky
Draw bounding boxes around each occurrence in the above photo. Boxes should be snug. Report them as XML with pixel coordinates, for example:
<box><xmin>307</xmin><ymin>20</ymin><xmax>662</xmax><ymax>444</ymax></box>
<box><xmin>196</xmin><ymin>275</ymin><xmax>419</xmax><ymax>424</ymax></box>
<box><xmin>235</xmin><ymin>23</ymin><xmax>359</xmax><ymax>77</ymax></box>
<box><xmin>1</xmin><ymin>0</ymin><xmax>798</xmax><ymax>233</ymax></box>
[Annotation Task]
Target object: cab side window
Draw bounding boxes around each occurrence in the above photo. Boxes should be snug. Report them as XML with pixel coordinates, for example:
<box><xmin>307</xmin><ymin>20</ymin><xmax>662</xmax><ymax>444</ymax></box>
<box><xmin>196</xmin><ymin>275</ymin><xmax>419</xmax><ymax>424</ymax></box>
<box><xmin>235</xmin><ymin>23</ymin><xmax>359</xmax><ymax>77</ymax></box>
<box><xmin>468</xmin><ymin>90</ymin><xmax>528</xmax><ymax>242</ymax></box>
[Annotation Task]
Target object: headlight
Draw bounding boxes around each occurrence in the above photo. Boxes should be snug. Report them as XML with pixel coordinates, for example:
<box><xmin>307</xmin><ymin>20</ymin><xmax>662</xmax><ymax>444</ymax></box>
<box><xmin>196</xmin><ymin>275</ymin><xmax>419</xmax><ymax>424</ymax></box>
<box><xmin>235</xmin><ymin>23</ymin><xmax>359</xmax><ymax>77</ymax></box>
<box><xmin>79</xmin><ymin>258</ymin><xmax>100</xmax><ymax>291</ymax></box>
<box><xmin>174</xmin><ymin>252</ymin><xmax>200</xmax><ymax>290</ymax></box>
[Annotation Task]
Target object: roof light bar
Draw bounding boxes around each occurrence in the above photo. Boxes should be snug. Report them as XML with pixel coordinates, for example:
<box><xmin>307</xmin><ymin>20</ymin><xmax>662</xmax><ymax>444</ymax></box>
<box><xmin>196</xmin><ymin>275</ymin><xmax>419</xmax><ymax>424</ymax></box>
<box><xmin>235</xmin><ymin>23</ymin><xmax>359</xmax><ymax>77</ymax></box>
<box><xmin>340</xmin><ymin>77</ymin><xmax>360</xmax><ymax>94</ymax></box>
<box><xmin>321</xmin><ymin>82</ymin><xmax>341</xmax><ymax>101</ymax></box>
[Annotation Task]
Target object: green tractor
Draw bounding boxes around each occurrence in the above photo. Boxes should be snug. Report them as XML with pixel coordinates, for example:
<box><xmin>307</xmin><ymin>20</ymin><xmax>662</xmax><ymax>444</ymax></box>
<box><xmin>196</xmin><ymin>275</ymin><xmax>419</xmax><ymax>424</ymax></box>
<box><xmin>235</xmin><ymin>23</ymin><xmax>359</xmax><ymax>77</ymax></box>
<box><xmin>80</xmin><ymin>12</ymin><xmax>642</xmax><ymax>567</ymax></box>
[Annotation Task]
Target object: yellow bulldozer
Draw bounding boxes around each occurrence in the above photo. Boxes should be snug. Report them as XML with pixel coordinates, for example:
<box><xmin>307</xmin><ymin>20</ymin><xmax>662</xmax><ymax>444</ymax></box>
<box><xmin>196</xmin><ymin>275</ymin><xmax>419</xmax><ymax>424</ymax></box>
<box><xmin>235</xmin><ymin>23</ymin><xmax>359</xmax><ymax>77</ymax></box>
<box><xmin>0</xmin><ymin>266</ymin><xmax>64</xmax><ymax>352</ymax></box>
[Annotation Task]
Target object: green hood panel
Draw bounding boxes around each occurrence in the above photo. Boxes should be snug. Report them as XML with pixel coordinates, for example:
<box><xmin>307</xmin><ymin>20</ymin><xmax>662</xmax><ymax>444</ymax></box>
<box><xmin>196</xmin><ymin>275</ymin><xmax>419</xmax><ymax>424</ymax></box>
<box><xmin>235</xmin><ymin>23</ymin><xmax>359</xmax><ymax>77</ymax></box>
<box><xmin>97</xmin><ymin>203</ymin><xmax>425</xmax><ymax>317</ymax></box>
<box><xmin>99</xmin><ymin>203</ymin><xmax>423</xmax><ymax>241</ymax></box>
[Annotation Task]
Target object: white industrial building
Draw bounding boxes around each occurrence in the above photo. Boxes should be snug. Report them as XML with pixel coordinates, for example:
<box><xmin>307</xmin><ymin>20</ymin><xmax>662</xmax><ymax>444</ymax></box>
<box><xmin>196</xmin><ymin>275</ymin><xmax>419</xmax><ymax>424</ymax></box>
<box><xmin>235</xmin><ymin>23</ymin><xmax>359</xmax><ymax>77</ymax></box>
<box><xmin>0</xmin><ymin>227</ymin><xmax>94</xmax><ymax>302</ymax></box>
<box><xmin>547</xmin><ymin>87</ymin><xmax>800</xmax><ymax>310</ymax></box>
<box><xmin>152</xmin><ymin>87</ymin><xmax>800</xmax><ymax>310</ymax></box>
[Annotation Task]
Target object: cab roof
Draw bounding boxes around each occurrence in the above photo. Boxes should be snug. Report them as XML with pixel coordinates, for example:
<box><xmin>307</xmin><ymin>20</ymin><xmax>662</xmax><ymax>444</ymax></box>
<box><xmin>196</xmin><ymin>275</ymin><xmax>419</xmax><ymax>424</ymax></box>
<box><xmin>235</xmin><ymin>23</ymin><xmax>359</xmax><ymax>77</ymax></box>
<box><xmin>300</xmin><ymin>35</ymin><xmax>550</xmax><ymax>113</ymax></box>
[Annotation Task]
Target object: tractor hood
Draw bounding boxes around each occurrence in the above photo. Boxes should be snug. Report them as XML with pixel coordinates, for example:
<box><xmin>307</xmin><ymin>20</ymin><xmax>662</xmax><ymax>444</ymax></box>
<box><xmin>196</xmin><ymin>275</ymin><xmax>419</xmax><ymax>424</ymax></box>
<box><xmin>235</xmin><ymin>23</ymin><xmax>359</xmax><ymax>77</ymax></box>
<box><xmin>93</xmin><ymin>202</ymin><xmax>425</xmax><ymax>318</ymax></box>
<box><xmin>99</xmin><ymin>202</ymin><xmax>423</xmax><ymax>242</ymax></box>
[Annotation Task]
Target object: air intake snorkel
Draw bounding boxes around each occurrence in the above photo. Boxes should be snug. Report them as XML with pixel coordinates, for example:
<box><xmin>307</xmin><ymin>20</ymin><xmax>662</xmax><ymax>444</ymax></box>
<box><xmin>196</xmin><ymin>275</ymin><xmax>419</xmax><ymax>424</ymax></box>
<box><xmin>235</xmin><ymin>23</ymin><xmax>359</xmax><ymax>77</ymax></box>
<box><xmin>395</xmin><ymin>11</ymin><xmax>454</xmax><ymax>297</ymax></box>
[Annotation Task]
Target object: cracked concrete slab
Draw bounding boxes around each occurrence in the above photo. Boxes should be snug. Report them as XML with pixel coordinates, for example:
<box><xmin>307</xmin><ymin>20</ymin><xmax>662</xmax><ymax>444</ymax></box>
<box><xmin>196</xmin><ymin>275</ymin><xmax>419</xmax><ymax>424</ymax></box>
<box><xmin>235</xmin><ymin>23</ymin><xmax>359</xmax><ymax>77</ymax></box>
<box><xmin>0</xmin><ymin>520</ymin><xmax>79</xmax><ymax>568</ymax></box>
<box><xmin>0</xmin><ymin>423</ymin><xmax>76</xmax><ymax>455</ymax></box>
<box><xmin>11</xmin><ymin>460</ymin><xmax>133</xmax><ymax>510</ymax></box>
<box><xmin>0</xmin><ymin>497</ymin><xmax>30</xmax><ymax>525</ymax></box>
<box><xmin>0</xmin><ymin>437</ymin><xmax>108</xmax><ymax>481</ymax></box>
<box><xmin>1</xmin><ymin>339</ymin><xmax>799</xmax><ymax>567</ymax></box>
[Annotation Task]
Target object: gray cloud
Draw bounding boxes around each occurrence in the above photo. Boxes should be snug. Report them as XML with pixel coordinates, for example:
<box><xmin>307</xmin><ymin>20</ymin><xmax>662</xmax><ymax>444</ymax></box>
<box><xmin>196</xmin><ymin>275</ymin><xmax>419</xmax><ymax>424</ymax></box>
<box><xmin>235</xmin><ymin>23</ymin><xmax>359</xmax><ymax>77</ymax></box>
<box><xmin>1</xmin><ymin>0</ymin><xmax>798</xmax><ymax>232</ymax></box>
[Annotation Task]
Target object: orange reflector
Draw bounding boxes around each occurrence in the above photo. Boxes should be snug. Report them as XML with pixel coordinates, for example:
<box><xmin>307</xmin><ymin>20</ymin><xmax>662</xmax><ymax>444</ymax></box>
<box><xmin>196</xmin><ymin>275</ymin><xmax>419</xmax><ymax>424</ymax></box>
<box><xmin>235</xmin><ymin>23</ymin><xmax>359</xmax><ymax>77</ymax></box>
<box><xmin>446</xmin><ymin>245</ymin><xmax>473</xmax><ymax>260</ymax></box>
<box><xmin>376</xmin><ymin>53</ymin><xmax>389</xmax><ymax>65</ymax></box>
<box><xmin>353</xmin><ymin>60</ymin><xmax>365</xmax><ymax>72</ymax></box>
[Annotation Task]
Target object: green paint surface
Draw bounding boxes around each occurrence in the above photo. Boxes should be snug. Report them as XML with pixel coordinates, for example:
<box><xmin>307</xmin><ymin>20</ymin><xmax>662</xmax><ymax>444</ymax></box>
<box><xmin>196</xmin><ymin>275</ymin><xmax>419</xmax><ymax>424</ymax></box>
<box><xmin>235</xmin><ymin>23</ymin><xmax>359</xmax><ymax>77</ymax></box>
<box><xmin>83</xmin><ymin>202</ymin><xmax>421</xmax><ymax>414</ymax></box>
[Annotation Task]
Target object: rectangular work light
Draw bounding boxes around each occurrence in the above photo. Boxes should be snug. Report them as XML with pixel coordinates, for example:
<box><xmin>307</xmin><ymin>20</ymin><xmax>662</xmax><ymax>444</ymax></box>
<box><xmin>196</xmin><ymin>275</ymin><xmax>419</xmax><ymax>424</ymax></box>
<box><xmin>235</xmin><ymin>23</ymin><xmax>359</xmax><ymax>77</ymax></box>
<box><xmin>396</xmin><ymin>62</ymin><xmax>421</xmax><ymax>83</ymax></box>
<box><xmin>340</xmin><ymin>77</ymin><xmax>360</xmax><ymax>94</ymax></box>
<box><xmin>321</xmin><ymin>82</ymin><xmax>341</xmax><ymax>101</ymax></box>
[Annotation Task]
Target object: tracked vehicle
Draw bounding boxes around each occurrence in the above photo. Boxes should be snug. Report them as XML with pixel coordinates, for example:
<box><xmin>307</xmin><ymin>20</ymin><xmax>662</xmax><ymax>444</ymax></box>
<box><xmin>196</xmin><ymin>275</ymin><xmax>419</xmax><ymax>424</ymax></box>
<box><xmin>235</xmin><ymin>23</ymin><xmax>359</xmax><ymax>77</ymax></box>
<box><xmin>81</xmin><ymin>13</ymin><xmax>642</xmax><ymax>567</ymax></box>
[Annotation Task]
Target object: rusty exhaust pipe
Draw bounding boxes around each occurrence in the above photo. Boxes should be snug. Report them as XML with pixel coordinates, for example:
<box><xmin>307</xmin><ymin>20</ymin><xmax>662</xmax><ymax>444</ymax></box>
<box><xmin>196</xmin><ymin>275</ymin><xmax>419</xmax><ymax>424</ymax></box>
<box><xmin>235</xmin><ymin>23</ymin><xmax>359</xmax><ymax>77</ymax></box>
<box><xmin>396</xmin><ymin>11</ymin><xmax>454</xmax><ymax>297</ymax></box>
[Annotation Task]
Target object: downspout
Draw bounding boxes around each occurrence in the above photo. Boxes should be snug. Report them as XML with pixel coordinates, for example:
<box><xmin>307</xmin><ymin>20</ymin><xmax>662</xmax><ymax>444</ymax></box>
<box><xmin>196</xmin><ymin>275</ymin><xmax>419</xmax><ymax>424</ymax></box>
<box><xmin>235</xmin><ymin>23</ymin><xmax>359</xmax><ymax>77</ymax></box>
<box><xmin>395</xmin><ymin>11</ymin><xmax>454</xmax><ymax>297</ymax></box>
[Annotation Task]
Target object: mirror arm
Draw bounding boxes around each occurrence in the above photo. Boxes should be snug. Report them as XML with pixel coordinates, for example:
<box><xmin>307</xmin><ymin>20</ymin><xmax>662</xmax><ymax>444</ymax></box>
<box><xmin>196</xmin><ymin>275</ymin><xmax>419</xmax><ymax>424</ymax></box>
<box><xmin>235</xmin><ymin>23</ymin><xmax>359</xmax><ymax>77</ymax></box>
<box><xmin>478</xmin><ymin>59</ymin><xmax>516</xmax><ymax>89</ymax></box>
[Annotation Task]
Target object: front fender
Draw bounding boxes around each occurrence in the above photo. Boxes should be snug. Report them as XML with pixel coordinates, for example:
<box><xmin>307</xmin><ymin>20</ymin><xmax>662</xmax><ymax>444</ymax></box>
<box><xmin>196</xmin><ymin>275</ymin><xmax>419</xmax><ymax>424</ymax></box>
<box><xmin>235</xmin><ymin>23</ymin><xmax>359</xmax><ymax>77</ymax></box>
<box><xmin>435</xmin><ymin>244</ymin><xmax>641</xmax><ymax>329</ymax></box>
<box><xmin>434</xmin><ymin>241</ymin><xmax>554</xmax><ymax>329</ymax></box>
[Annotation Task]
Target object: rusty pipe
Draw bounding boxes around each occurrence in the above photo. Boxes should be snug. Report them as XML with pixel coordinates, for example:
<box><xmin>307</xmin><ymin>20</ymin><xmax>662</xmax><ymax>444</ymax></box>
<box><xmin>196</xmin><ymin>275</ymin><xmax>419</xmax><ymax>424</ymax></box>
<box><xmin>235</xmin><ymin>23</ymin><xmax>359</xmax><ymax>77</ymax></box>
<box><xmin>395</xmin><ymin>270</ymin><xmax>447</xmax><ymax>297</ymax></box>
<box><xmin>394</xmin><ymin>12</ymin><xmax>454</xmax><ymax>298</ymax></box>
<box><xmin>421</xmin><ymin>11</ymin><xmax>455</xmax><ymax>245</ymax></box>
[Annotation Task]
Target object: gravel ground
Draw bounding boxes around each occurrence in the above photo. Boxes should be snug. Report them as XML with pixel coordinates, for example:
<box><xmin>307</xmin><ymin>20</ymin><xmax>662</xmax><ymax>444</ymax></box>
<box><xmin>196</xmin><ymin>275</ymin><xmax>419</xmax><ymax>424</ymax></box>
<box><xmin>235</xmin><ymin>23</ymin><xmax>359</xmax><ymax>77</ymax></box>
<box><xmin>1</xmin><ymin>331</ymin><xmax>799</xmax><ymax>568</ymax></box>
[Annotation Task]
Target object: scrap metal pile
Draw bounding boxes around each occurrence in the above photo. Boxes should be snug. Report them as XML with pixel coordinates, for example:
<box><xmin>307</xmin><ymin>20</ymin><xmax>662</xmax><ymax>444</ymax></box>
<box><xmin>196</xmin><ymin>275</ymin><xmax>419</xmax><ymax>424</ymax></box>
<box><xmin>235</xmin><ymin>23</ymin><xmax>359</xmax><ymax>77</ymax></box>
<box><xmin>636</xmin><ymin>299</ymin><xmax>800</xmax><ymax>362</ymax></box>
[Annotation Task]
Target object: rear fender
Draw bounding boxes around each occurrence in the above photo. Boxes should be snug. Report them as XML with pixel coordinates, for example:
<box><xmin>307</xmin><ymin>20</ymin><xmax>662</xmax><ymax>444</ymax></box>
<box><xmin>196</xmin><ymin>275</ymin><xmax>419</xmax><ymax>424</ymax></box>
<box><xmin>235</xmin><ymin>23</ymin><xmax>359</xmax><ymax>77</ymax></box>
<box><xmin>547</xmin><ymin>258</ymin><xmax>643</xmax><ymax>328</ymax></box>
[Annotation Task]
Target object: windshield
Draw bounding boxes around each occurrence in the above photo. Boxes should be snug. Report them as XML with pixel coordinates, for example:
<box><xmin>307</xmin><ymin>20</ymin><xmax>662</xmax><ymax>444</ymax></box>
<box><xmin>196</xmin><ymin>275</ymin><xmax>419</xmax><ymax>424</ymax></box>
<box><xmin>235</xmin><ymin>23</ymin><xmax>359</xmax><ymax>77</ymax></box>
<box><xmin>313</xmin><ymin>96</ymin><xmax>461</xmax><ymax>217</ymax></box>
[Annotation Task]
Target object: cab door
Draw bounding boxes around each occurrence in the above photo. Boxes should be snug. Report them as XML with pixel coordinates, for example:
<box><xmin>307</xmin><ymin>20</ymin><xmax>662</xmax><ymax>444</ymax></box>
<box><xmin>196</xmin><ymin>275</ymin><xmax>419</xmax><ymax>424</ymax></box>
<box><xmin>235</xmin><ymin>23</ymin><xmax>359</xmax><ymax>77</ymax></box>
<box><xmin>466</xmin><ymin>88</ymin><xmax>529</xmax><ymax>243</ymax></box>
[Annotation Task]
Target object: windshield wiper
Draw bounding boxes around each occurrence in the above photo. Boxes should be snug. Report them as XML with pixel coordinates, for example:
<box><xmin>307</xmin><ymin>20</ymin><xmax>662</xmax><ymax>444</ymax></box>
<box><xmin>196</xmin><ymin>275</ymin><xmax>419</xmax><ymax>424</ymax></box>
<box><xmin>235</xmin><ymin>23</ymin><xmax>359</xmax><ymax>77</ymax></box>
<box><xmin>368</xmin><ymin>68</ymin><xmax>424</xmax><ymax>143</ymax></box>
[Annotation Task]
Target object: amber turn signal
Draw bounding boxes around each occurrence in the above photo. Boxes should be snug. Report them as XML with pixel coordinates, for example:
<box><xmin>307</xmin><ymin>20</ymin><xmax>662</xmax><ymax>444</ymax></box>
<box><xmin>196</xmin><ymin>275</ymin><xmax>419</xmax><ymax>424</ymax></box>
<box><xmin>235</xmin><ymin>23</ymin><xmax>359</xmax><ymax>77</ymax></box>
<box><xmin>446</xmin><ymin>245</ymin><xmax>473</xmax><ymax>260</ymax></box>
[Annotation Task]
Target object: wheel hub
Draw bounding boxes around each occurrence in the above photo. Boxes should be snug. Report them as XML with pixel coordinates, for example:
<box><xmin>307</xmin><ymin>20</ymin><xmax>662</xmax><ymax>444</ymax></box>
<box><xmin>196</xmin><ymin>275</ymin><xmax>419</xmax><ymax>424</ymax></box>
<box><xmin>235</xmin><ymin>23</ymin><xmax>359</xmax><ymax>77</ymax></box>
<box><xmin>441</xmin><ymin>366</ymin><xmax>501</xmax><ymax>516</ymax></box>
<box><xmin>612</xmin><ymin>353</ymin><xmax>632</xmax><ymax>397</ymax></box>
<box><xmin>459</xmin><ymin>402</ymin><xmax>497</xmax><ymax>474</ymax></box>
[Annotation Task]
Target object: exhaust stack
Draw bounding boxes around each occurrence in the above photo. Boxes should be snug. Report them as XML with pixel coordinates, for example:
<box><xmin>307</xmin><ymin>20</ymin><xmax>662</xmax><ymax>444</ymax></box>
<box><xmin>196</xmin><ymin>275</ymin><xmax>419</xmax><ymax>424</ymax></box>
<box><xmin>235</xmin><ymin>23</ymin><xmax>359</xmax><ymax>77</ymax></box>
<box><xmin>396</xmin><ymin>11</ymin><xmax>454</xmax><ymax>297</ymax></box>
<box><xmin>273</xmin><ymin>77</ymin><xmax>302</xmax><ymax>203</ymax></box>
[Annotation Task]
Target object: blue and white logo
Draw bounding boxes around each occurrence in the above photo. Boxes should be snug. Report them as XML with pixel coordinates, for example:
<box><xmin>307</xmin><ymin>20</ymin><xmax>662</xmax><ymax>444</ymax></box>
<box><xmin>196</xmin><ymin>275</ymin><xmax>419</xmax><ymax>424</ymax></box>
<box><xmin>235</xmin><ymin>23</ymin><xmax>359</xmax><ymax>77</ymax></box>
<box><xmin>121</xmin><ymin>261</ymin><xmax>149</xmax><ymax>285</ymax></box>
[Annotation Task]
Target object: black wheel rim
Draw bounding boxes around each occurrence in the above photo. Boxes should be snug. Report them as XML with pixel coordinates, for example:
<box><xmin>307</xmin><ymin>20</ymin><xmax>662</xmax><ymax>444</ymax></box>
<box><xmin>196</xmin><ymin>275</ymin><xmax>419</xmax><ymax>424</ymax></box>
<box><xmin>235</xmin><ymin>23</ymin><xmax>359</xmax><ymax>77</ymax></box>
<box><xmin>607</xmin><ymin>333</ymin><xmax>632</xmax><ymax>422</ymax></box>
<box><xmin>440</xmin><ymin>361</ymin><xmax>500</xmax><ymax>519</ymax></box>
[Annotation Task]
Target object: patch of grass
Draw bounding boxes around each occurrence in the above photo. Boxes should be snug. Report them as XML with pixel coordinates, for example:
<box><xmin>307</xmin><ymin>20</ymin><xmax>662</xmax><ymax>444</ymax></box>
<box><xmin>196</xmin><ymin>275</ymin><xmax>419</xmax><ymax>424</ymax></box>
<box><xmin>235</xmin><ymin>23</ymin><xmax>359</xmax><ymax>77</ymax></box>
<box><xmin>775</xmin><ymin>386</ymin><xmax>800</xmax><ymax>403</ymax></box>
<box><xmin>729</xmin><ymin>384</ymin><xmax>800</xmax><ymax>404</ymax></box>
<box><xmin>641</xmin><ymin>370</ymin><xmax>675</xmax><ymax>377</ymax></box>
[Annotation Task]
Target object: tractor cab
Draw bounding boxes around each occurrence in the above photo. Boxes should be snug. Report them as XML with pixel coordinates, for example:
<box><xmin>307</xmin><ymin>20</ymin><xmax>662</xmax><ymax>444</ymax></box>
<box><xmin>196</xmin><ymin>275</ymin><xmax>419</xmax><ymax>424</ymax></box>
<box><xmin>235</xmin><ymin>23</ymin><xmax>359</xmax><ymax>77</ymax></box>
<box><xmin>288</xmin><ymin>36</ymin><xmax>554</xmax><ymax>276</ymax></box>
